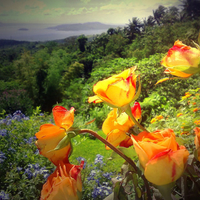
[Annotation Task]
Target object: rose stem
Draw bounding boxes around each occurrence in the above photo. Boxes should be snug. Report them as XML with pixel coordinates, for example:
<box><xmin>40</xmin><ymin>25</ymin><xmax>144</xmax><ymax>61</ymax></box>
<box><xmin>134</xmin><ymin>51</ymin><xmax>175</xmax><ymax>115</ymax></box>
<box><xmin>79</xmin><ymin>129</ymin><xmax>152</xmax><ymax>199</ymax></box>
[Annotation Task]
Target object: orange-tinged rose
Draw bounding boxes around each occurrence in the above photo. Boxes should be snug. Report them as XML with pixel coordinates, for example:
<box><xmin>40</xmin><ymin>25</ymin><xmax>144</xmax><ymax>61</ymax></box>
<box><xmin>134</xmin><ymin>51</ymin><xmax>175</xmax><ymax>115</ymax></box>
<box><xmin>88</xmin><ymin>67</ymin><xmax>138</xmax><ymax>108</ymax></box>
<box><xmin>35</xmin><ymin>106</ymin><xmax>74</xmax><ymax>166</ymax></box>
<box><xmin>41</xmin><ymin>161</ymin><xmax>84</xmax><ymax>200</ymax></box>
<box><xmin>53</xmin><ymin>106</ymin><xmax>75</xmax><ymax>130</ymax></box>
<box><xmin>102</xmin><ymin>102</ymin><xmax>141</xmax><ymax>150</ymax></box>
<box><xmin>131</xmin><ymin>129</ymin><xmax>189</xmax><ymax>185</ymax></box>
<box><xmin>35</xmin><ymin>124</ymin><xmax>71</xmax><ymax>166</ymax></box>
<box><xmin>194</xmin><ymin>127</ymin><xmax>200</xmax><ymax>161</ymax></box>
<box><xmin>161</xmin><ymin>40</ymin><xmax>200</xmax><ymax>78</ymax></box>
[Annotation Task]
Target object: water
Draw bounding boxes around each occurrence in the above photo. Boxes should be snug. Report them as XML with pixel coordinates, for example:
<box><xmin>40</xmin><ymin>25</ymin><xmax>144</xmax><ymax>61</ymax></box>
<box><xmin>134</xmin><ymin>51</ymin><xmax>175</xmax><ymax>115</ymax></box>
<box><xmin>0</xmin><ymin>23</ymin><xmax>108</xmax><ymax>42</ymax></box>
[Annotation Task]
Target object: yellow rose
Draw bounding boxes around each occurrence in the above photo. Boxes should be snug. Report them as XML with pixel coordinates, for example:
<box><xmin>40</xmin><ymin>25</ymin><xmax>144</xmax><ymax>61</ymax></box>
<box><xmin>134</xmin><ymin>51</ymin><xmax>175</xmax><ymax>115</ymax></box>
<box><xmin>88</xmin><ymin>67</ymin><xmax>138</xmax><ymax>108</ymax></box>
<box><xmin>35</xmin><ymin>106</ymin><xmax>75</xmax><ymax>166</ymax></box>
<box><xmin>102</xmin><ymin>102</ymin><xmax>141</xmax><ymax>150</ymax></box>
<box><xmin>161</xmin><ymin>40</ymin><xmax>200</xmax><ymax>78</ymax></box>
<box><xmin>131</xmin><ymin>129</ymin><xmax>189</xmax><ymax>185</ymax></box>
<box><xmin>40</xmin><ymin>161</ymin><xmax>84</xmax><ymax>200</ymax></box>
<box><xmin>194</xmin><ymin>127</ymin><xmax>200</xmax><ymax>161</ymax></box>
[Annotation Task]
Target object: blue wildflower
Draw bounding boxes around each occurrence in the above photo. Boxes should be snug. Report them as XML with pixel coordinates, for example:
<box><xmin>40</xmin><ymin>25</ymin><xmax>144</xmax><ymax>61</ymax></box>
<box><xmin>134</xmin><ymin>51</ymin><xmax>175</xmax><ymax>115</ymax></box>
<box><xmin>34</xmin><ymin>149</ymin><xmax>39</xmax><ymax>155</ymax></box>
<box><xmin>24</xmin><ymin>136</ymin><xmax>36</xmax><ymax>145</ymax></box>
<box><xmin>0</xmin><ymin>129</ymin><xmax>7</xmax><ymax>136</ymax></box>
<box><xmin>92</xmin><ymin>183</ymin><xmax>112</xmax><ymax>199</ymax></box>
<box><xmin>0</xmin><ymin>152</ymin><xmax>6</xmax><ymax>164</ymax></box>
<box><xmin>0</xmin><ymin>190</ymin><xmax>9</xmax><ymax>200</ymax></box>
<box><xmin>8</xmin><ymin>147</ymin><xmax>16</xmax><ymax>153</ymax></box>
<box><xmin>94</xmin><ymin>154</ymin><xmax>104</xmax><ymax>165</ymax></box>
<box><xmin>24</xmin><ymin>164</ymin><xmax>50</xmax><ymax>180</ymax></box>
<box><xmin>103</xmin><ymin>172</ymin><xmax>113</xmax><ymax>180</ymax></box>
<box><xmin>17</xmin><ymin>167</ymin><xmax>23</xmax><ymax>172</ymax></box>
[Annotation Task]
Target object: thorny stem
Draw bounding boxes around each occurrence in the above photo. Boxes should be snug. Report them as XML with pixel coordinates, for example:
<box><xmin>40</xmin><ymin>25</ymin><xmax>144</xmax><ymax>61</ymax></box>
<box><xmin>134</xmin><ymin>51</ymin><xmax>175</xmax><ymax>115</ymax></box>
<box><xmin>79</xmin><ymin>129</ymin><xmax>152</xmax><ymax>200</ymax></box>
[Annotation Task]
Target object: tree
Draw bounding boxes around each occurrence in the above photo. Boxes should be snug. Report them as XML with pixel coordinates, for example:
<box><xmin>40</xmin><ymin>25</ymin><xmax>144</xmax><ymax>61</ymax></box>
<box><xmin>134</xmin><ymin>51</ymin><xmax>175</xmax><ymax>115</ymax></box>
<box><xmin>142</xmin><ymin>16</ymin><xmax>155</xmax><ymax>33</ymax></box>
<box><xmin>180</xmin><ymin>0</ymin><xmax>200</xmax><ymax>20</ymax></box>
<box><xmin>14</xmin><ymin>51</ymin><xmax>37</xmax><ymax>101</ymax></box>
<box><xmin>125</xmin><ymin>17</ymin><xmax>143</xmax><ymax>41</ymax></box>
<box><xmin>105</xmin><ymin>34</ymin><xmax>128</xmax><ymax>57</ymax></box>
<box><xmin>77</xmin><ymin>35</ymin><xmax>88</xmax><ymax>52</ymax></box>
<box><xmin>153</xmin><ymin>5</ymin><xmax>166</xmax><ymax>26</ymax></box>
<box><xmin>107</xmin><ymin>28</ymin><xmax>116</xmax><ymax>35</ymax></box>
<box><xmin>162</xmin><ymin>6</ymin><xmax>180</xmax><ymax>24</ymax></box>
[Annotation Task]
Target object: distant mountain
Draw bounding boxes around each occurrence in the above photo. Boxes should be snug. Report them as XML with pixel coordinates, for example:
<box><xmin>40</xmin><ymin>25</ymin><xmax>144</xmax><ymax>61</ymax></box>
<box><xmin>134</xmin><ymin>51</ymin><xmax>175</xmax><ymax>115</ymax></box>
<box><xmin>18</xmin><ymin>28</ymin><xmax>29</xmax><ymax>31</ymax></box>
<box><xmin>47</xmin><ymin>22</ymin><xmax>120</xmax><ymax>31</ymax></box>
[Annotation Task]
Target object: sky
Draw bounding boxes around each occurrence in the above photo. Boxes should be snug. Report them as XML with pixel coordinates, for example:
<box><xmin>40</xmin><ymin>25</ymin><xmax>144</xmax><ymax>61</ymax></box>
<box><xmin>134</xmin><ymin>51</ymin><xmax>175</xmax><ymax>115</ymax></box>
<box><xmin>0</xmin><ymin>0</ymin><xmax>182</xmax><ymax>25</ymax></box>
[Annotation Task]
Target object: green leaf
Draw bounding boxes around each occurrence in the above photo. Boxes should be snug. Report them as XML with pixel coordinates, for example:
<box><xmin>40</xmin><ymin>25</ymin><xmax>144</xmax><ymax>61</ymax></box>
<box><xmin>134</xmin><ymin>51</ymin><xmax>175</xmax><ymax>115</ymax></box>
<box><xmin>108</xmin><ymin>146</ymin><xmax>137</xmax><ymax>161</ymax></box>
<box><xmin>114</xmin><ymin>182</ymin><xmax>128</xmax><ymax>200</ymax></box>
<box><xmin>53</xmin><ymin>135</ymin><xmax>71</xmax><ymax>151</ymax></box>
<box><xmin>136</xmin><ymin>186</ymin><xmax>142</xmax><ymax>198</ymax></box>
<box><xmin>47</xmin><ymin>132</ymin><xmax>75</xmax><ymax>153</ymax></box>
<box><xmin>176</xmin><ymin>137</ymin><xmax>185</xmax><ymax>146</ymax></box>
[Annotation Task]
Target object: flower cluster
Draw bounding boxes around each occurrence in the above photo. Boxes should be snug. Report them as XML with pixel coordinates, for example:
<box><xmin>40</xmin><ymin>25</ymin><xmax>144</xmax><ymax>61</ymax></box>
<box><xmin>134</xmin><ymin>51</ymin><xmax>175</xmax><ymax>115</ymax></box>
<box><xmin>35</xmin><ymin>106</ymin><xmax>84</xmax><ymax>200</ymax></box>
<box><xmin>0</xmin><ymin>152</ymin><xmax>7</xmax><ymax>164</ymax></box>
<box><xmin>23</xmin><ymin>163</ymin><xmax>50</xmax><ymax>180</ymax></box>
<box><xmin>0</xmin><ymin>190</ymin><xmax>9</xmax><ymax>200</ymax></box>
<box><xmin>33</xmin><ymin>38</ymin><xmax>200</xmax><ymax>199</ymax></box>
<box><xmin>78</xmin><ymin>154</ymin><xmax>114</xmax><ymax>200</ymax></box>
<box><xmin>150</xmin><ymin>115</ymin><xmax>164</xmax><ymax>124</ymax></box>
<box><xmin>92</xmin><ymin>182</ymin><xmax>112</xmax><ymax>199</ymax></box>
<box><xmin>0</xmin><ymin>110</ymin><xmax>29</xmax><ymax>125</ymax></box>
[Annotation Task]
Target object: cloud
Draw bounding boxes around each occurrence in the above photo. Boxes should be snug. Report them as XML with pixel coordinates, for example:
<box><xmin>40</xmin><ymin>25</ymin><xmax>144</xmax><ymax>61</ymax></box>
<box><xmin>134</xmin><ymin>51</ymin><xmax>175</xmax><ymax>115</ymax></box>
<box><xmin>0</xmin><ymin>0</ymin><xmax>46</xmax><ymax>14</ymax></box>
<box><xmin>80</xmin><ymin>0</ymin><xmax>91</xmax><ymax>4</ymax></box>
<box><xmin>67</xmin><ymin>7</ymin><xmax>88</xmax><ymax>15</ymax></box>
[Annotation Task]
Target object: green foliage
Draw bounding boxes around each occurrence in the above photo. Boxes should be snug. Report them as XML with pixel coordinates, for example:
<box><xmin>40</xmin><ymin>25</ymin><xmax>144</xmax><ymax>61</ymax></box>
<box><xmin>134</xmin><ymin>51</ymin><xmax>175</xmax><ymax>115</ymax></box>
<box><xmin>105</xmin><ymin>34</ymin><xmax>128</xmax><ymax>57</ymax></box>
<box><xmin>0</xmin><ymin>112</ymin><xmax>55</xmax><ymax>199</ymax></box>
<box><xmin>0</xmin><ymin>89</ymin><xmax>33</xmax><ymax>115</ymax></box>
<box><xmin>77</xmin><ymin>35</ymin><xmax>88</xmax><ymax>52</ymax></box>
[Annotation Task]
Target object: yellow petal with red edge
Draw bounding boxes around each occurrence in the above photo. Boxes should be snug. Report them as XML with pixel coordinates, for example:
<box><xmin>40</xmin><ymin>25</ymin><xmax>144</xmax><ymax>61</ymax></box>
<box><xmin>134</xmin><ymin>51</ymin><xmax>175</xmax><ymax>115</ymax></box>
<box><xmin>131</xmin><ymin>134</ymin><xmax>149</xmax><ymax>168</ymax></box>
<box><xmin>88</xmin><ymin>95</ymin><xmax>103</xmax><ymax>103</ymax></box>
<box><xmin>105</xmin><ymin>129</ymin><xmax>127</xmax><ymax>150</ymax></box>
<box><xmin>53</xmin><ymin>106</ymin><xmax>75</xmax><ymax>130</ymax></box>
<box><xmin>137</xmin><ymin>142</ymin><xmax>168</xmax><ymax>166</ymax></box>
<box><xmin>144</xmin><ymin>148</ymin><xmax>189</xmax><ymax>185</ymax></box>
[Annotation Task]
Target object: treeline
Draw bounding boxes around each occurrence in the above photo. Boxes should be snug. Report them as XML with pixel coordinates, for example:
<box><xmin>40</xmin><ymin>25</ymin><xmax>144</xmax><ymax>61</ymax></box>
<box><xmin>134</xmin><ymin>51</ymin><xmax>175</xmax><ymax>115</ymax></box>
<box><xmin>0</xmin><ymin>0</ymin><xmax>200</xmax><ymax>119</ymax></box>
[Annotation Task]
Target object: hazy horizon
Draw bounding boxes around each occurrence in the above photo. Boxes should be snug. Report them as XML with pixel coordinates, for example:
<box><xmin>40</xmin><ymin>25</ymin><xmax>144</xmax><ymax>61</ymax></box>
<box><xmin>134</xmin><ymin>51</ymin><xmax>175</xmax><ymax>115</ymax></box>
<box><xmin>0</xmin><ymin>0</ymin><xmax>182</xmax><ymax>42</ymax></box>
<box><xmin>0</xmin><ymin>21</ymin><xmax>124</xmax><ymax>42</ymax></box>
